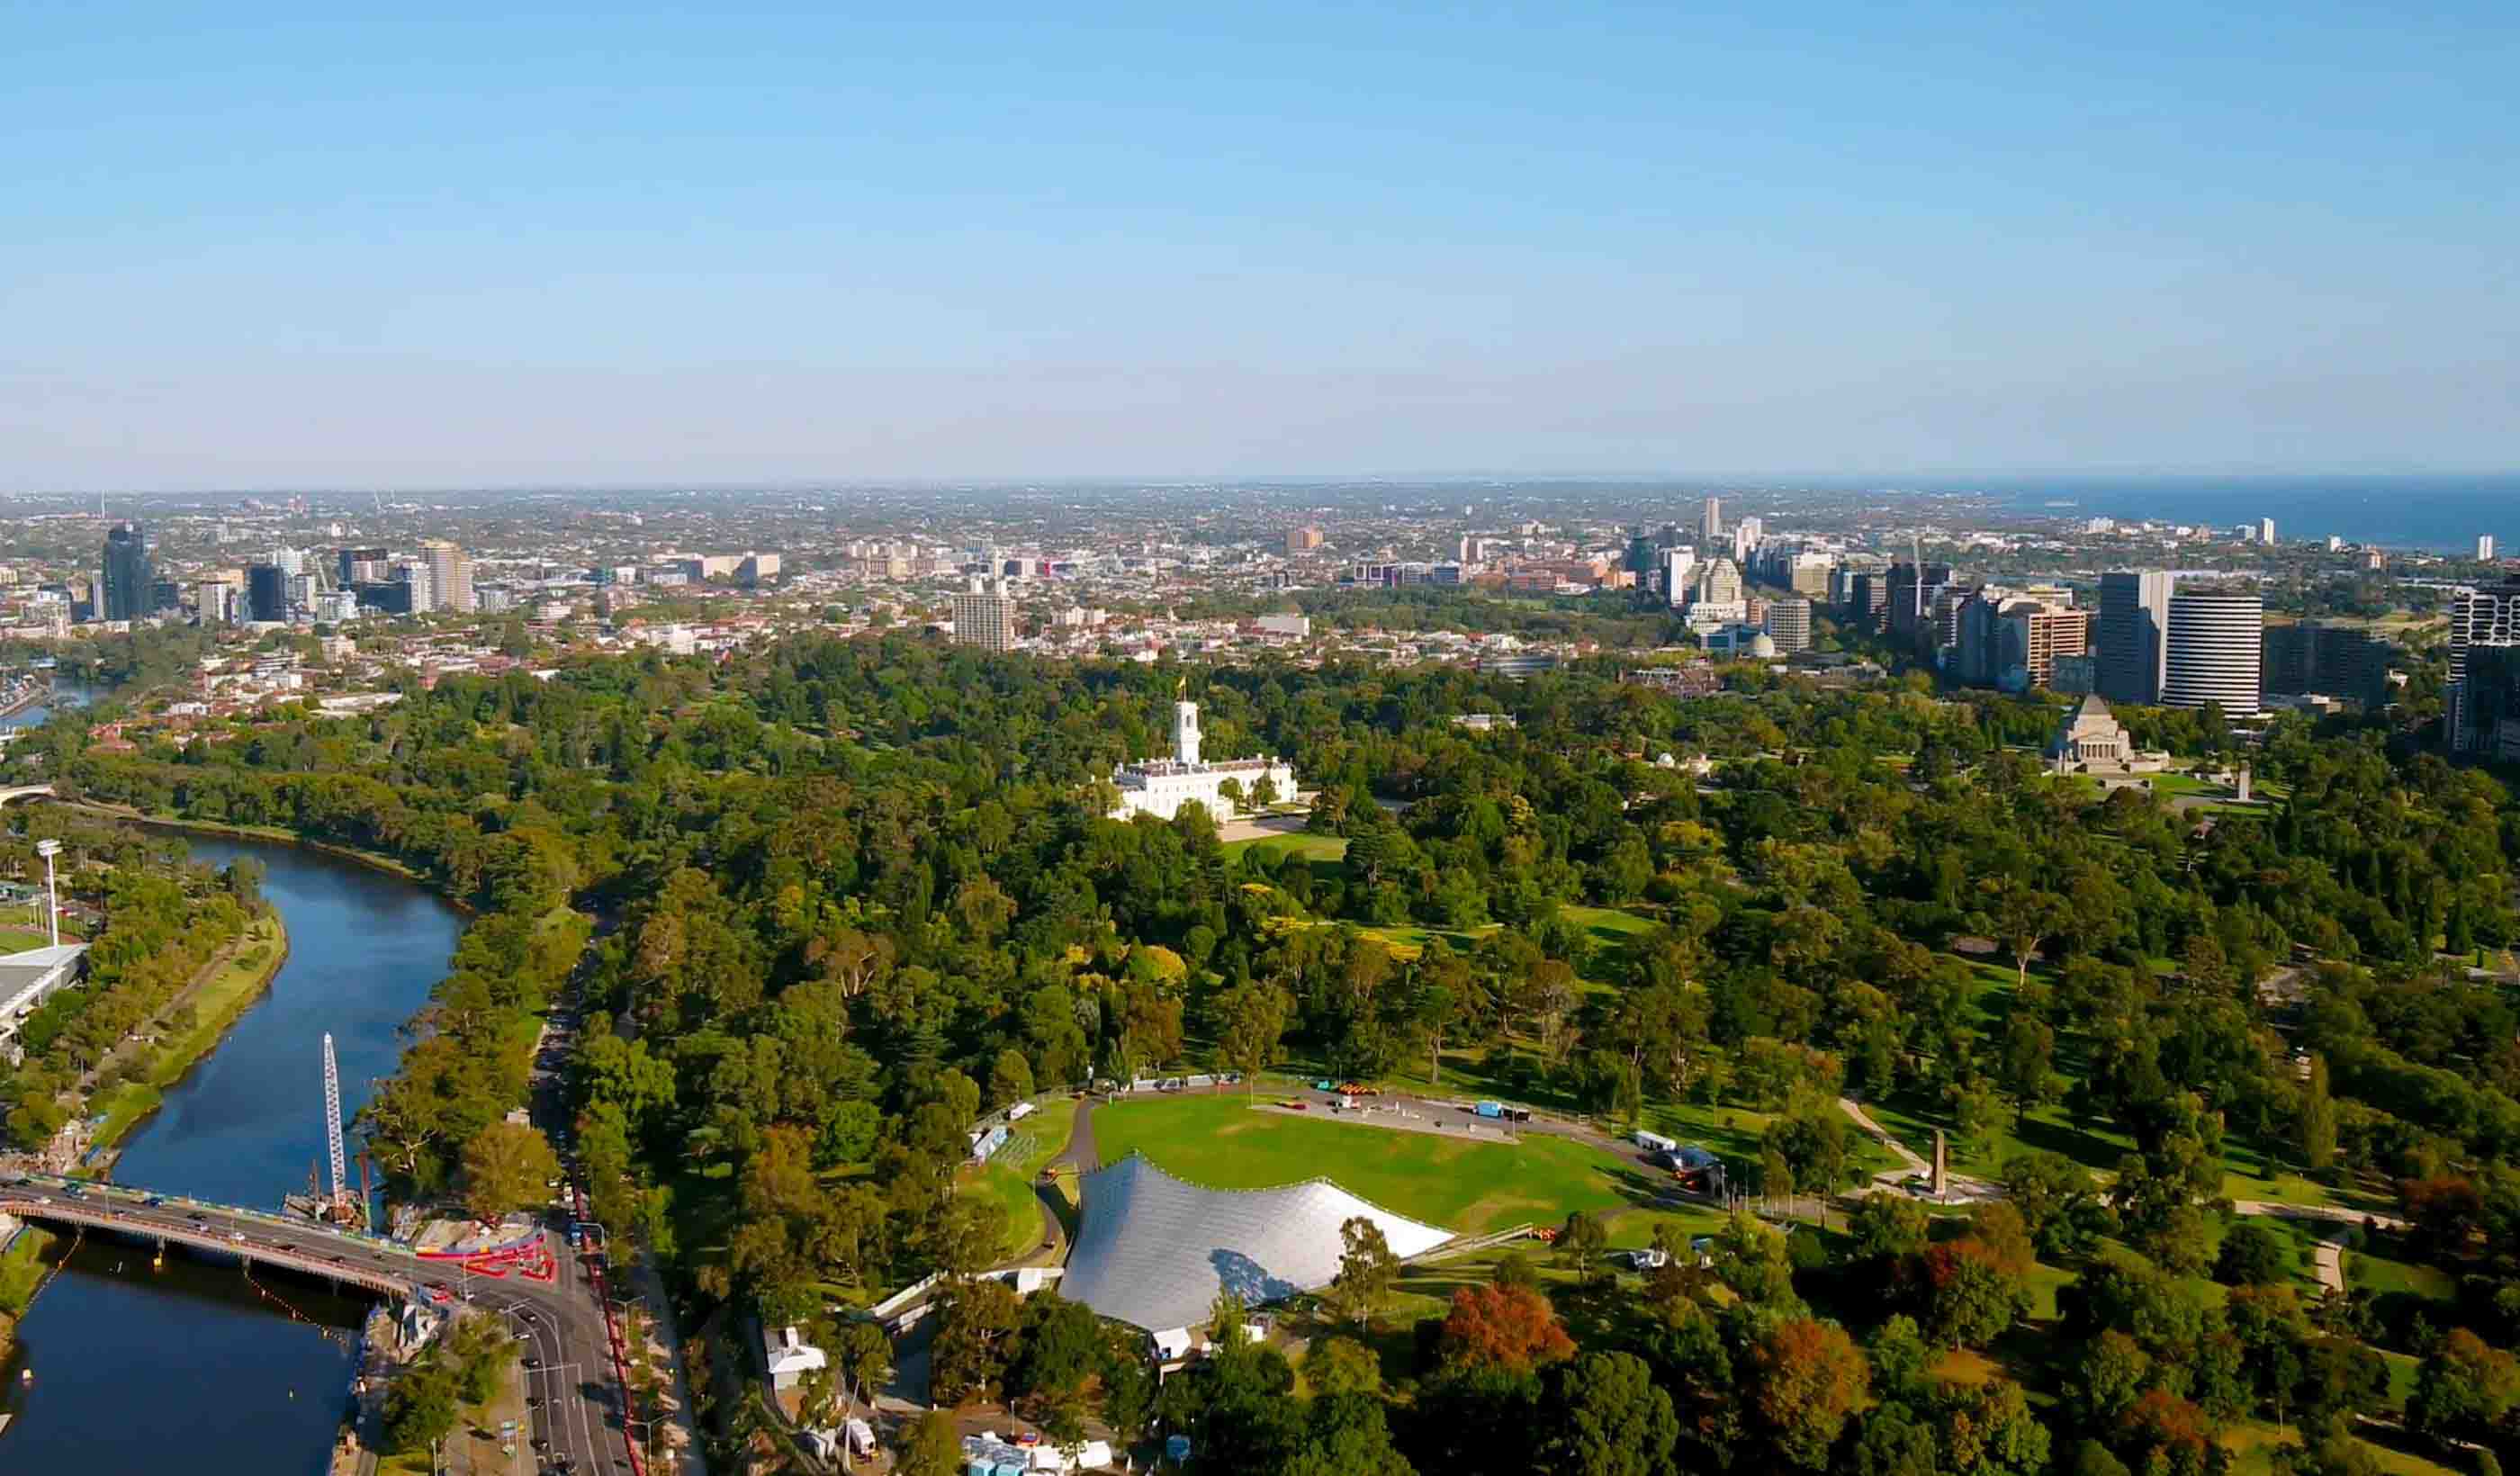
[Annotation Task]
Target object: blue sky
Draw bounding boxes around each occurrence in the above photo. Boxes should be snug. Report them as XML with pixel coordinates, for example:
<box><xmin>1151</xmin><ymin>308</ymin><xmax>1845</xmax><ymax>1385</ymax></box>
<box><xmin>4</xmin><ymin>2</ymin><xmax>2514</xmax><ymax>487</ymax></box>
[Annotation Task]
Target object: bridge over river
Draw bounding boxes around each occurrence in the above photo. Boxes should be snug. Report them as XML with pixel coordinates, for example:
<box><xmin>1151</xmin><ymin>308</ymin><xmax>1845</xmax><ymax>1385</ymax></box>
<box><xmin>4</xmin><ymin>1172</ymin><xmax>634</xmax><ymax>1473</ymax></box>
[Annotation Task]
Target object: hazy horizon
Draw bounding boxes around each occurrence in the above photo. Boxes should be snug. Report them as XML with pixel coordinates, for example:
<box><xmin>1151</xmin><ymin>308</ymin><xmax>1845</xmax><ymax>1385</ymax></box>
<box><xmin>8</xmin><ymin>3</ymin><xmax>2515</xmax><ymax>490</ymax></box>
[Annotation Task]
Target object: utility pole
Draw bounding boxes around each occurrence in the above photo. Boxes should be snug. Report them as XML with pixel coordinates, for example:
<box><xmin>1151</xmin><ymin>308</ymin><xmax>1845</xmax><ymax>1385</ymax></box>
<box><xmin>35</xmin><ymin>839</ymin><xmax>60</xmax><ymax>948</ymax></box>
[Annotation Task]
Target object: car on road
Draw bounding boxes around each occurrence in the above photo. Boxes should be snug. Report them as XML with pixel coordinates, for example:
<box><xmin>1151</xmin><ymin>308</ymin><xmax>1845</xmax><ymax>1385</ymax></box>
<box><xmin>229</xmin><ymin>1231</ymin><xmax>247</xmax><ymax>1243</ymax></box>
<box><xmin>189</xmin><ymin>1210</ymin><xmax>209</xmax><ymax>1221</ymax></box>
<box><xmin>524</xmin><ymin>1356</ymin><xmax>542</xmax><ymax>1369</ymax></box>
<box><xmin>143</xmin><ymin>1194</ymin><xmax>165</xmax><ymax>1206</ymax></box>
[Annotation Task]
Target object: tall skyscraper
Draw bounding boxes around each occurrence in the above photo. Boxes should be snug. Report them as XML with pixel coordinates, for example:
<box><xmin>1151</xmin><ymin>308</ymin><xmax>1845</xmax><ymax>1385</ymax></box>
<box><xmin>2163</xmin><ymin>588</ymin><xmax>2264</xmax><ymax>716</ymax></box>
<box><xmin>1762</xmin><ymin>597</ymin><xmax>1813</xmax><ymax>654</ymax></box>
<box><xmin>1994</xmin><ymin>598</ymin><xmax>2091</xmax><ymax>690</ymax></box>
<box><xmin>1847</xmin><ymin>570</ymin><xmax>1892</xmax><ymax>634</ymax></box>
<box><xmin>1730</xmin><ymin>517</ymin><xmax>1762</xmax><ymax>562</ymax></box>
<box><xmin>1659</xmin><ymin>547</ymin><xmax>1697</xmax><ymax>608</ymax></box>
<box><xmin>2263</xmin><ymin>621</ymin><xmax>2394</xmax><ymax>707</ymax></box>
<box><xmin>2449</xmin><ymin>580</ymin><xmax>2520</xmax><ymax>752</ymax></box>
<box><xmin>100</xmin><ymin>521</ymin><xmax>152</xmax><ymax>622</ymax></box>
<box><xmin>195</xmin><ymin>579</ymin><xmax>234</xmax><ymax>626</ymax></box>
<box><xmin>246</xmin><ymin>562</ymin><xmax>289</xmax><ymax>622</ymax></box>
<box><xmin>2097</xmin><ymin>571</ymin><xmax>2175</xmax><ymax>704</ymax></box>
<box><xmin>393</xmin><ymin>559</ymin><xmax>436</xmax><ymax>614</ymax></box>
<box><xmin>2452</xmin><ymin>642</ymin><xmax>2520</xmax><ymax>760</ymax></box>
<box><xmin>1285</xmin><ymin>526</ymin><xmax>1324</xmax><ymax>554</ymax></box>
<box><xmin>1694</xmin><ymin>557</ymin><xmax>1744</xmax><ymax>607</ymax></box>
<box><xmin>2481</xmin><ymin>535</ymin><xmax>2500</xmax><ymax>562</ymax></box>
<box><xmin>1888</xmin><ymin>562</ymin><xmax>1953</xmax><ymax>649</ymax></box>
<box><xmin>338</xmin><ymin>547</ymin><xmax>390</xmax><ymax>584</ymax></box>
<box><xmin>421</xmin><ymin>540</ymin><xmax>475</xmax><ymax>613</ymax></box>
<box><xmin>2256</xmin><ymin>518</ymin><xmax>2277</xmax><ymax>544</ymax></box>
<box><xmin>952</xmin><ymin>576</ymin><xmax>1014</xmax><ymax>652</ymax></box>
<box><xmin>1700</xmin><ymin>497</ymin><xmax>1723</xmax><ymax>541</ymax></box>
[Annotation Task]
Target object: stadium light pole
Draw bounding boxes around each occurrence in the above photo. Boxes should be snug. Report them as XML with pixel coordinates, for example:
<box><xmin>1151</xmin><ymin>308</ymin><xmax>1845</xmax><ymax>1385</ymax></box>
<box><xmin>35</xmin><ymin>839</ymin><xmax>60</xmax><ymax>948</ymax></box>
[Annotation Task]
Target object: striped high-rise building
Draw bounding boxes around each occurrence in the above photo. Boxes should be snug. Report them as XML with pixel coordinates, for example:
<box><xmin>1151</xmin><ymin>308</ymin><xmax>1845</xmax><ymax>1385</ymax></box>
<box><xmin>2163</xmin><ymin>588</ymin><xmax>2264</xmax><ymax>716</ymax></box>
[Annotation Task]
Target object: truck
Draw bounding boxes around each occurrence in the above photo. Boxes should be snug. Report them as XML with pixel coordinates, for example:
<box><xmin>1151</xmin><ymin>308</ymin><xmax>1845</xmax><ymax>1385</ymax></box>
<box><xmin>1634</xmin><ymin>1130</ymin><xmax>1678</xmax><ymax>1156</ymax></box>
<box><xmin>1472</xmin><ymin>1101</ymin><xmax>1506</xmax><ymax>1119</ymax></box>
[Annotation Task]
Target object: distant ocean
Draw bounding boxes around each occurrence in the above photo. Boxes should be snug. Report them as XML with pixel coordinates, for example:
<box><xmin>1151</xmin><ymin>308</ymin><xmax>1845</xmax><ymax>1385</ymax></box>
<box><xmin>1975</xmin><ymin>474</ymin><xmax>2517</xmax><ymax>554</ymax></box>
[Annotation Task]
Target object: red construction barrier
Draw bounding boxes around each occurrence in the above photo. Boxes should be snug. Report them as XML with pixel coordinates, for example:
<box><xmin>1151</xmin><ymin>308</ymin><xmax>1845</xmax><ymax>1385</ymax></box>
<box><xmin>570</xmin><ymin>1183</ymin><xmax>648</xmax><ymax>1476</ymax></box>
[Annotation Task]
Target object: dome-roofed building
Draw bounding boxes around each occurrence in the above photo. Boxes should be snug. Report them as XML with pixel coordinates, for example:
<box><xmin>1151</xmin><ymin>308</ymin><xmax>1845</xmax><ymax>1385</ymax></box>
<box><xmin>1060</xmin><ymin>1153</ymin><xmax>1454</xmax><ymax>1338</ymax></box>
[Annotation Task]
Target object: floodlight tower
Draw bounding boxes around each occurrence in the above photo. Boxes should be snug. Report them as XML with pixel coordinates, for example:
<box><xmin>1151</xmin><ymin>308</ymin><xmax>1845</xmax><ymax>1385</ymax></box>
<box><xmin>322</xmin><ymin>1033</ymin><xmax>349</xmax><ymax>1219</ymax></box>
<box><xmin>34</xmin><ymin>839</ymin><xmax>60</xmax><ymax>948</ymax></box>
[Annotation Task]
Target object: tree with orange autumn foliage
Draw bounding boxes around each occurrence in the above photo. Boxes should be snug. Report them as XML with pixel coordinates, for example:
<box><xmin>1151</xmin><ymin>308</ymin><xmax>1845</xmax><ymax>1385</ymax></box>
<box><xmin>1438</xmin><ymin>1283</ymin><xmax>1577</xmax><ymax>1375</ymax></box>
<box><xmin>1747</xmin><ymin>1316</ymin><xmax>1871</xmax><ymax>1470</ymax></box>
<box><xmin>2114</xmin><ymin>1387</ymin><xmax>2218</xmax><ymax>1476</ymax></box>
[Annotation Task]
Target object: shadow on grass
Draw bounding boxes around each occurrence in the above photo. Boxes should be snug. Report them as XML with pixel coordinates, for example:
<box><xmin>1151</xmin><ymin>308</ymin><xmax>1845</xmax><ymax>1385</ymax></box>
<box><xmin>1035</xmin><ymin>1180</ymin><xmax>1079</xmax><ymax>1245</ymax></box>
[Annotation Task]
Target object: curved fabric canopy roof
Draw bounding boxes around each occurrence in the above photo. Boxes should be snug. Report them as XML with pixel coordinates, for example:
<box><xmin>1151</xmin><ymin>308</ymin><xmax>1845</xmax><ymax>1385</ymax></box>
<box><xmin>1061</xmin><ymin>1153</ymin><xmax>1455</xmax><ymax>1334</ymax></box>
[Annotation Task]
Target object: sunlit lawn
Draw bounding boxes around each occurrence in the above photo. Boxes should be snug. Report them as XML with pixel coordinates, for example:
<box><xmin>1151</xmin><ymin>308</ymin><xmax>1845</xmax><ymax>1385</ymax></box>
<box><xmin>1091</xmin><ymin>1091</ymin><xmax>1642</xmax><ymax>1234</ymax></box>
<box><xmin>958</xmin><ymin>1096</ymin><xmax>1081</xmax><ymax>1262</ymax></box>
<box><xmin>2345</xmin><ymin>1245</ymin><xmax>2457</xmax><ymax>1302</ymax></box>
<box><xmin>1220</xmin><ymin>832</ymin><xmax>1348</xmax><ymax>864</ymax></box>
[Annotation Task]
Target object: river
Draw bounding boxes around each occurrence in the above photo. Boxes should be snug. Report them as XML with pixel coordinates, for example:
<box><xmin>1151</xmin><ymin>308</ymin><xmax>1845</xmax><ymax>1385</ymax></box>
<box><xmin>0</xmin><ymin>832</ymin><xmax>466</xmax><ymax>1473</ymax></box>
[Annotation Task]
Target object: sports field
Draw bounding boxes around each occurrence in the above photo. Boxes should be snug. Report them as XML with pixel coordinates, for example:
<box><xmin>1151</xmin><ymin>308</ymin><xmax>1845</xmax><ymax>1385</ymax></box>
<box><xmin>1089</xmin><ymin>1091</ymin><xmax>1640</xmax><ymax>1235</ymax></box>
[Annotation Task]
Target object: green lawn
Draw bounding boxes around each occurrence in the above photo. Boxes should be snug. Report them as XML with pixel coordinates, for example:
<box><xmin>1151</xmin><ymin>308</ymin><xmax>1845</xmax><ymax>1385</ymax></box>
<box><xmin>2345</xmin><ymin>1246</ymin><xmax>2457</xmax><ymax>1301</ymax></box>
<box><xmin>958</xmin><ymin>1097</ymin><xmax>1083</xmax><ymax>1263</ymax></box>
<box><xmin>0</xmin><ymin>923</ymin><xmax>64</xmax><ymax>955</ymax></box>
<box><xmin>1220</xmin><ymin>832</ymin><xmax>1349</xmax><ymax>863</ymax></box>
<box><xmin>1351</xmin><ymin>923</ymin><xmax>1496</xmax><ymax>957</ymax></box>
<box><xmin>0</xmin><ymin>1225</ymin><xmax>56</xmax><ymax>1316</ymax></box>
<box><xmin>1559</xmin><ymin>905</ymin><xmax>1660</xmax><ymax>948</ymax></box>
<box><xmin>2222</xmin><ymin>1421</ymin><xmax>2457</xmax><ymax>1476</ymax></box>
<box><xmin>1091</xmin><ymin>1092</ymin><xmax>1644</xmax><ymax>1235</ymax></box>
<box><xmin>88</xmin><ymin>915</ymin><xmax>290</xmax><ymax>1150</ymax></box>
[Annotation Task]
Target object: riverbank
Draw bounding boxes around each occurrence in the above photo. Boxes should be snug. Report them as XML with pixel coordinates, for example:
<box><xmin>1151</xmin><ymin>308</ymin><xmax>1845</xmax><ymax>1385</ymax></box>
<box><xmin>0</xmin><ymin>828</ymin><xmax>471</xmax><ymax>1476</ymax></box>
<box><xmin>0</xmin><ymin>677</ymin><xmax>50</xmax><ymax>724</ymax></box>
<box><xmin>0</xmin><ymin>1225</ymin><xmax>57</xmax><ymax>1364</ymax></box>
<box><xmin>57</xmin><ymin>803</ymin><xmax>468</xmax><ymax>911</ymax></box>
<box><xmin>83</xmin><ymin>912</ymin><xmax>292</xmax><ymax>1156</ymax></box>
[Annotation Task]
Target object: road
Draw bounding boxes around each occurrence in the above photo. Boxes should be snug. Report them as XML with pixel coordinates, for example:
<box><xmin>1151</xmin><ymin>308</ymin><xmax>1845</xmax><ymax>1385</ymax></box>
<box><xmin>1836</xmin><ymin>1096</ymin><xmax>2003</xmax><ymax>1204</ymax></box>
<box><xmin>2228</xmin><ymin>1200</ymin><xmax>2410</xmax><ymax>1293</ymax></box>
<box><xmin>0</xmin><ymin>1177</ymin><xmax>634</xmax><ymax>1476</ymax></box>
<box><xmin>531</xmin><ymin>915</ymin><xmax>704</xmax><ymax>1475</ymax></box>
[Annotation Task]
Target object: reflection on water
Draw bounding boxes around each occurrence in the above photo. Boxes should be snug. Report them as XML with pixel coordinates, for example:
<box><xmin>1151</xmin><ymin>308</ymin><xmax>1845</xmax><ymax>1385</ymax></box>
<box><xmin>0</xmin><ymin>833</ymin><xmax>464</xmax><ymax>1474</ymax></box>
<box><xmin>0</xmin><ymin>677</ymin><xmax>96</xmax><ymax>732</ymax></box>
